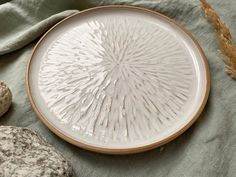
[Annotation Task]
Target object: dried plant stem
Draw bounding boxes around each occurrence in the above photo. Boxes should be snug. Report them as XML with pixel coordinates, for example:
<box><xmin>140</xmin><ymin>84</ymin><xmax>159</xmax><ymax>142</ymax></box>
<box><xmin>200</xmin><ymin>0</ymin><xmax>236</xmax><ymax>79</ymax></box>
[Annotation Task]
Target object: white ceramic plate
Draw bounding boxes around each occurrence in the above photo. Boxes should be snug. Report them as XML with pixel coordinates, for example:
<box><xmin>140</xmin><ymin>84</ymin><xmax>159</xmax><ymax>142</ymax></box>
<box><xmin>27</xmin><ymin>6</ymin><xmax>210</xmax><ymax>154</ymax></box>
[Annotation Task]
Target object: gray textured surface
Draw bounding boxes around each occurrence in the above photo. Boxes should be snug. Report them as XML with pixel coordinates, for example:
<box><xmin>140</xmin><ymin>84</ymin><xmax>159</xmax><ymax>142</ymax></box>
<box><xmin>0</xmin><ymin>126</ymin><xmax>74</xmax><ymax>177</ymax></box>
<box><xmin>0</xmin><ymin>0</ymin><xmax>236</xmax><ymax>176</ymax></box>
<box><xmin>0</xmin><ymin>81</ymin><xmax>12</xmax><ymax>117</ymax></box>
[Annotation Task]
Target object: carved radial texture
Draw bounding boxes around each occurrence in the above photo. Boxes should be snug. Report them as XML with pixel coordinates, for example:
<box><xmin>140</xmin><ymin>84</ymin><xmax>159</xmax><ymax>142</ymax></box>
<box><xmin>39</xmin><ymin>16</ymin><xmax>194</xmax><ymax>143</ymax></box>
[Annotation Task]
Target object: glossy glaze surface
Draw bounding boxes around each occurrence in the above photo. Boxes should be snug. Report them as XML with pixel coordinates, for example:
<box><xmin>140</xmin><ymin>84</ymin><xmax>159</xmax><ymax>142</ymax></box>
<box><xmin>28</xmin><ymin>7</ymin><xmax>209</xmax><ymax>152</ymax></box>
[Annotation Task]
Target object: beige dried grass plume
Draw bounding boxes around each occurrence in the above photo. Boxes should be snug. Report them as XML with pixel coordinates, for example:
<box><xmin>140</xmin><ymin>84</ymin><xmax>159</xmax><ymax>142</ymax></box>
<box><xmin>200</xmin><ymin>0</ymin><xmax>236</xmax><ymax>79</ymax></box>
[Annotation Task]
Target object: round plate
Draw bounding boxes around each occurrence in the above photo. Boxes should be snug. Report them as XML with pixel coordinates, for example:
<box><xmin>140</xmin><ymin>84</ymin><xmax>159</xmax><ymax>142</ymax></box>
<box><xmin>26</xmin><ymin>6</ymin><xmax>210</xmax><ymax>154</ymax></box>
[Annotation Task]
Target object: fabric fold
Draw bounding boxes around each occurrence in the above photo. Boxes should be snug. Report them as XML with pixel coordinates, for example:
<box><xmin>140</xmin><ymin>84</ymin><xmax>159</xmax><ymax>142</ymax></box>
<box><xmin>0</xmin><ymin>1</ymin><xmax>78</xmax><ymax>55</ymax></box>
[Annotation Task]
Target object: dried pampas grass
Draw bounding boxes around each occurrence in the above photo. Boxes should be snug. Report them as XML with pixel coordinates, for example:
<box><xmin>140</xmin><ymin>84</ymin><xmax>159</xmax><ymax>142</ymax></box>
<box><xmin>200</xmin><ymin>0</ymin><xmax>236</xmax><ymax>79</ymax></box>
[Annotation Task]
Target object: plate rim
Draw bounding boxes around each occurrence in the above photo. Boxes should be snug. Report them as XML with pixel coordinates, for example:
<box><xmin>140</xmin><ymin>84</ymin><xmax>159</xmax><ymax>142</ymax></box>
<box><xmin>26</xmin><ymin>5</ymin><xmax>211</xmax><ymax>155</ymax></box>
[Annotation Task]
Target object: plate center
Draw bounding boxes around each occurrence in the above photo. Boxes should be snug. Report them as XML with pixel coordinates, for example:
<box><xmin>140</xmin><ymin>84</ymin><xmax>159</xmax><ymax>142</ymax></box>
<box><xmin>38</xmin><ymin>15</ymin><xmax>195</xmax><ymax>144</ymax></box>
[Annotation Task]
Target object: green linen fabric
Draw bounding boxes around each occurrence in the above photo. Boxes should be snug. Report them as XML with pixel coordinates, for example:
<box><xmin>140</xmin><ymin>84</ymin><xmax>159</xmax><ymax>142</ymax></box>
<box><xmin>0</xmin><ymin>0</ymin><xmax>236</xmax><ymax>176</ymax></box>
